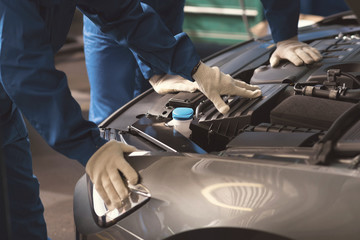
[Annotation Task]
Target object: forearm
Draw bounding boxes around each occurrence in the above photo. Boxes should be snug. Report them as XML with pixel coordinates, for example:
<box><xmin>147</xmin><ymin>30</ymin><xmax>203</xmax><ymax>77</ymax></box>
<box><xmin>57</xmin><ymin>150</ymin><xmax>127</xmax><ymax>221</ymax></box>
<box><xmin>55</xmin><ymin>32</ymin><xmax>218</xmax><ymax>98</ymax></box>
<box><xmin>0</xmin><ymin>0</ymin><xmax>106</xmax><ymax>166</ymax></box>
<box><xmin>78</xmin><ymin>0</ymin><xmax>200</xmax><ymax>80</ymax></box>
<box><xmin>261</xmin><ymin>0</ymin><xmax>300</xmax><ymax>43</ymax></box>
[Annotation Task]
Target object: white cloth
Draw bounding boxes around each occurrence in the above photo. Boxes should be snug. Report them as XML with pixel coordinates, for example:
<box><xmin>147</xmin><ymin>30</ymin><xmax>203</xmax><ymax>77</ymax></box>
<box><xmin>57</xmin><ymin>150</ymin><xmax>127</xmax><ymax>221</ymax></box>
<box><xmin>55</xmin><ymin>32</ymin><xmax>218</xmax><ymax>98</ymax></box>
<box><xmin>149</xmin><ymin>74</ymin><xmax>199</xmax><ymax>94</ymax></box>
<box><xmin>193</xmin><ymin>62</ymin><xmax>262</xmax><ymax>114</ymax></box>
<box><xmin>85</xmin><ymin>140</ymin><xmax>139</xmax><ymax>210</ymax></box>
<box><xmin>270</xmin><ymin>37</ymin><xmax>322</xmax><ymax>67</ymax></box>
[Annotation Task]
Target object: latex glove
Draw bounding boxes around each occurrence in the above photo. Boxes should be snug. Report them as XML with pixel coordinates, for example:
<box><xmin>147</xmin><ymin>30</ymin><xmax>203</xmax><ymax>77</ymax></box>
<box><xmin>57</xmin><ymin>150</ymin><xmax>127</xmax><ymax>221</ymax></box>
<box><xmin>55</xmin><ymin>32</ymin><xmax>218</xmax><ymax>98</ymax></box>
<box><xmin>270</xmin><ymin>37</ymin><xmax>322</xmax><ymax>67</ymax></box>
<box><xmin>149</xmin><ymin>74</ymin><xmax>199</xmax><ymax>94</ymax></box>
<box><xmin>192</xmin><ymin>62</ymin><xmax>262</xmax><ymax>114</ymax></box>
<box><xmin>85</xmin><ymin>140</ymin><xmax>139</xmax><ymax>211</ymax></box>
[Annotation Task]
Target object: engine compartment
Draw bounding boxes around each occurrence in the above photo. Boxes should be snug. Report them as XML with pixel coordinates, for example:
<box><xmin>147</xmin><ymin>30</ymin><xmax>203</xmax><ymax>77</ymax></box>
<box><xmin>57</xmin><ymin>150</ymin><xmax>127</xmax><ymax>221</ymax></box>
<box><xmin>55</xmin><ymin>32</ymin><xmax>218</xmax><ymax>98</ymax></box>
<box><xmin>100</xmin><ymin>28</ymin><xmax>360</xmax><ymax>167</ymax></box>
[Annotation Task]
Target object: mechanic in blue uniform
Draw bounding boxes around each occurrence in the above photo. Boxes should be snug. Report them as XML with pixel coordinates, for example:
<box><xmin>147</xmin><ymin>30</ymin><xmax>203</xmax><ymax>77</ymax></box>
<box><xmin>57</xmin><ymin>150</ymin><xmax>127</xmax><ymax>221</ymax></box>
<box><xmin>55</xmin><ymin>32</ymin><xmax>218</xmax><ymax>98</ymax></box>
<box><xmin>83</xmin><ymin>0</ymin><xmax>322</xmax><ymax>125</ymax></box>
<box><xmin>0</xmin><ymin>0</ymin><xmax>261</xmax><ymax>239</ymax></box>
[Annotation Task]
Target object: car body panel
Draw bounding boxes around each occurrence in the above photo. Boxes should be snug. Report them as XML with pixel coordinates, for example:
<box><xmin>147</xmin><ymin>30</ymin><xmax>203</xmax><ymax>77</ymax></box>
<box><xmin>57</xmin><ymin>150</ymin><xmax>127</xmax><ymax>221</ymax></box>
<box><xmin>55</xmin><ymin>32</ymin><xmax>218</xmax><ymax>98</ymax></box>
<box><xmin>75</xmin><ymin>153</ymin><xmax>360</xmax><ymax>239</ymax></box>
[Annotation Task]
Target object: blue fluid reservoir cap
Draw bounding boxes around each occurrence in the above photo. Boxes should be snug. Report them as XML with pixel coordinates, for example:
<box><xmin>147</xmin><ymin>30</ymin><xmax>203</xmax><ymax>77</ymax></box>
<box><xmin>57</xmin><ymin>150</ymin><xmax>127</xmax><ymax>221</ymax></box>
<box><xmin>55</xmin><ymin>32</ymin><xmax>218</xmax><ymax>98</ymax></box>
<box><xmin>172</xmin><ymin>107</ymin><xmax>194</xmax><ymax>120</ymax></box>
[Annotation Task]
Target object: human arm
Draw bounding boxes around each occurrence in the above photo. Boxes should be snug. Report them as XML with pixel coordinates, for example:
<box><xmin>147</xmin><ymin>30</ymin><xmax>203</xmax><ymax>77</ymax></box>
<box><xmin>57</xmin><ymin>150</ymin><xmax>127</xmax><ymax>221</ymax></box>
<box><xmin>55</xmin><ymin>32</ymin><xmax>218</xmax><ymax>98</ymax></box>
<box><xmin>0</xmin><ymin>0</ymin><xmax>106</xmax><ymax>164</ymax></box>
<box><xmin>260</xmin><ymin>0</ymin><xmax>322</xmax><ymax>67</ymax></box>
<box><xmin>78</xmin><ymin>0</ymin><xmax>261</xmax><ymax>114</ymax></box>
<box><xmin>0</xmin><ymin>0</ymin><xmax>137</xmax><ymax>208</ymax></box>
<box><xmin>77</xmin><ymin>0</ymin><xmax>200</xmax><ymax>80</ymax></box>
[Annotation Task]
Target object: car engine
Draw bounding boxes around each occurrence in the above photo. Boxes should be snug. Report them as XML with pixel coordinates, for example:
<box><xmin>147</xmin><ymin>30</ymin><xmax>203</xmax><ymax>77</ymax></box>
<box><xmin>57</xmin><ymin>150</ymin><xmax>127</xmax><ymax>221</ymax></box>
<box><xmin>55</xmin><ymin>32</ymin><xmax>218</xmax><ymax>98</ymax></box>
<box><xmin>99</xmin><ymin>16</ymin><xmax>360</xmax><ymax>168</ymax></box>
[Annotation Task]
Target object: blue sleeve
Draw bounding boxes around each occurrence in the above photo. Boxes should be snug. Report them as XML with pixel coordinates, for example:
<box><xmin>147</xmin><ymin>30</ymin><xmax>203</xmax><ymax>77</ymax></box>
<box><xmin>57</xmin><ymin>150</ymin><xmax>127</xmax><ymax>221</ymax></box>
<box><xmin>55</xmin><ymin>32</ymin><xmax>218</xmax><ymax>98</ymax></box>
<box><xmin>261</xmin><ymin>0</ymin><xmax>300</xmax><ymax>43</ymax></box>
<box><xmin>77</xmin><ymin>0</ymin><xmax>200</xmax><ymax>80</ymax></box>
<box><xmin>0</xmin><ymin>0</ymin><xmax>107</xmax><ymax>166</ymax></box>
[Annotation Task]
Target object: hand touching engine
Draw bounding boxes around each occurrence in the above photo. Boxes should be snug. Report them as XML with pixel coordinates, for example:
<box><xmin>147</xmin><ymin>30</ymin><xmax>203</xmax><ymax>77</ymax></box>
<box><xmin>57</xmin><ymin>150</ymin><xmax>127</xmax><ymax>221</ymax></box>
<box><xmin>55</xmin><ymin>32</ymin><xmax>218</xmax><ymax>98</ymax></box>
<box><xmin>192</xmin><ymin>62</ymin><xmax>262</xmax><ymax>114</ymax></box>
<box><xmin>270</xmin><ymin>36</ymin><xmax>322</xmax><ymax>67</ymax></box>
<box><xmin>149</xmin><ymin>73</ymin><xmax>199</xmax><ymax>94</ymax></box>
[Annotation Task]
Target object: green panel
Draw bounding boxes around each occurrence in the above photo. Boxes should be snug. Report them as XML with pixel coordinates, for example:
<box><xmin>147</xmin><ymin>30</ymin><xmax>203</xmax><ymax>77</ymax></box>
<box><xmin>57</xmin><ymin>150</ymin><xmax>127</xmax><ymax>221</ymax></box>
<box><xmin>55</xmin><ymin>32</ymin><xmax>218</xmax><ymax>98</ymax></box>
<box><xmin>183</xmin><ymin>0</ymin><xmax>264</xmax><ymax>45</ymax></box>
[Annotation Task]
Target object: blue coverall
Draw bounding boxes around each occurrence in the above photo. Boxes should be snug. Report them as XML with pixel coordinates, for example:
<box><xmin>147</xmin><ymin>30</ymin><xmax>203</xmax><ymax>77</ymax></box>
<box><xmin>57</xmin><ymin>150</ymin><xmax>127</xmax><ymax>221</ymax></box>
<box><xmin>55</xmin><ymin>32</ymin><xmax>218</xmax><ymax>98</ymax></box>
<box><xmin>83</xmin><ymin>0</ymin><xmax>300</xmax><ymax>125</ymax></box>
<box><xmin>261</xmin><ymin>0</ymin><xmax>300</xmax><ymax>43</ymax></box>
<box><xmin>0</xmin><ymin>0</ymin><xmax>199</xmax><ymax>239</ymax></box>
<box><xmin>84</xmin><ymin>0</ymin><xmax>186</xmax><ymax>124</ymax></box>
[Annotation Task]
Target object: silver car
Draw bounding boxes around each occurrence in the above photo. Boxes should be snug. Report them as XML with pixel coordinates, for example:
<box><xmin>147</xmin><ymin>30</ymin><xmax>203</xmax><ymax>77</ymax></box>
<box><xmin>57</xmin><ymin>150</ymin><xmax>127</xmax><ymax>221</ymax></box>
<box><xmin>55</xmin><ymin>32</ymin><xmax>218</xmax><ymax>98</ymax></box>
<box><xmin>74</xmin><ymin>7</ymin><xmax>360</xmax><ymax>240</ymax></box>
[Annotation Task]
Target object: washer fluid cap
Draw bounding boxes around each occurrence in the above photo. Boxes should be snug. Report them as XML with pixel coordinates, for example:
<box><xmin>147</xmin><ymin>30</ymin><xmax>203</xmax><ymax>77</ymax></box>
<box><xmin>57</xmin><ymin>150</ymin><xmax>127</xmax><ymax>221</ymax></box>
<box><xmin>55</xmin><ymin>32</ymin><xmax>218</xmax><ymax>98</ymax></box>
<box><xmin>172</xmin><ymin>107</ymin><xmax>194</xmax><ymax>120</ymax></box>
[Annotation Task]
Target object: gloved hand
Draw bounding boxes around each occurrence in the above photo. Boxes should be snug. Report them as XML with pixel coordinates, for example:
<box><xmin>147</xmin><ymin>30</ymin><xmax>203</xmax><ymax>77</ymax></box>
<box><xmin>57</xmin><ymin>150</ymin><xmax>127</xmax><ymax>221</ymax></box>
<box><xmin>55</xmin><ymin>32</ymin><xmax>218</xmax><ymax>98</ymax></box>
<box><xmin>149</xmin><ymin>74</ymin><xmax>199</xmax><ymax>94</ymax></box>
<box><xmin>85</xmin><ymin>140</ymin><xmax>139</xmax><ymax>211</ymax></box>
<box><xmin>270</xmin><ymin>36</ymin><xmax>322</xmax><ymax>67</ymax></box>
<box><xmin>192</xmin><ymin>62</ymin><xmax>262</xmax><ymax>114</ymax></box>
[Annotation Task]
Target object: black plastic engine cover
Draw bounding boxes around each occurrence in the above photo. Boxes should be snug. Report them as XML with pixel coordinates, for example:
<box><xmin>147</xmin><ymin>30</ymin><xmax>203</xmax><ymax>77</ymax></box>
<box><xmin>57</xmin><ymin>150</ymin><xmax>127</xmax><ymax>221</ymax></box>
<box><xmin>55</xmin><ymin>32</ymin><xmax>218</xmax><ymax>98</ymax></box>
<box><xmin>189</xmin><ymin>84</ymin><xmax>288</xmax><ymax>151</ymax></box>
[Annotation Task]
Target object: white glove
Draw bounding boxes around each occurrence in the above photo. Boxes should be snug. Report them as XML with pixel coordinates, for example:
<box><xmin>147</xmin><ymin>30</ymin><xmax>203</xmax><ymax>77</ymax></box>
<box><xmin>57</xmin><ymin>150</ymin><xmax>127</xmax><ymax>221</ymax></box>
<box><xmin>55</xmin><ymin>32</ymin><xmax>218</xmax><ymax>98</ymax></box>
<box><xmin>149</xmin><ymin>74</ymin><xmax>199</xmax><ymax>94</ymax></box>
<box><xmin>192</xmin><ymin>62</ymin><xmax>262</xmax><ymax>114</ymax></box>
<box><xmin>270</xmin><ymin>37</ymin><xmax>322</xmax><ymax>67</ymax></box>
<box><xmin>85</xmin><ymin>140</ymin><xmax>139</xmax><ymax>211</ymax></box>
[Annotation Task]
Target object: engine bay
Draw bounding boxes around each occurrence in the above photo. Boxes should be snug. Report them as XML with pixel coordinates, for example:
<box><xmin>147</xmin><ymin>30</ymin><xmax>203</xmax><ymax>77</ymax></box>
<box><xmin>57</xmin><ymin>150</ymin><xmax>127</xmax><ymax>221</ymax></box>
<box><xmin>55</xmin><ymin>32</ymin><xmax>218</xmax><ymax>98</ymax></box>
<box><xmin>100</xmin><ymin>29</ymin><xmax>360</xmax><ymax>168</ymax></box>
